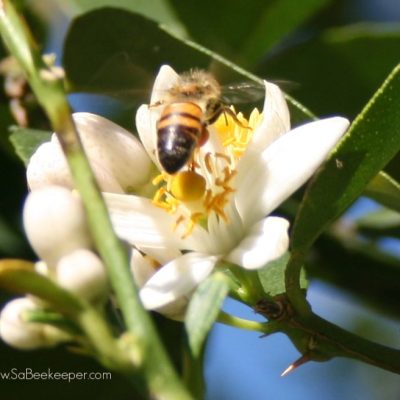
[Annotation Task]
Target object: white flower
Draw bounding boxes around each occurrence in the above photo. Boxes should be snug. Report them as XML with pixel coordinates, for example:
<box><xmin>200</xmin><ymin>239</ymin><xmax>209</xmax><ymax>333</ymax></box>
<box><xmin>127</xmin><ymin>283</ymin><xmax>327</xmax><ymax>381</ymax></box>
<box><xmin>25</xmin><ymin>65</ymin><xmax>349</xmax><ymax>316</ymax></box>
<box><xmin>104</xmin><ymin>65</ymin><xmax>350</xmax><ymax>314</ymax></box>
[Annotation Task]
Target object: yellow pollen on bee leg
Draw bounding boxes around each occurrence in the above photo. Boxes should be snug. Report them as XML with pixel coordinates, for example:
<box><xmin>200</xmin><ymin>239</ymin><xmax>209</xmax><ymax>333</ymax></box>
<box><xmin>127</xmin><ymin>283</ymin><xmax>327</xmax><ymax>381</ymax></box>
<box><xmin>152</xmin><ymin>172</ymin><xmax>168</xmax><ymax>186</ymax></box>
<box><xmin>152</xmin><ymin>186</ymin><xmax>179</xmax><ymax>213</ymax></box>
<box><xmin>170</xmin><ymin>171</ymin><xmax>206</xmax><ymax>202</ymax></box>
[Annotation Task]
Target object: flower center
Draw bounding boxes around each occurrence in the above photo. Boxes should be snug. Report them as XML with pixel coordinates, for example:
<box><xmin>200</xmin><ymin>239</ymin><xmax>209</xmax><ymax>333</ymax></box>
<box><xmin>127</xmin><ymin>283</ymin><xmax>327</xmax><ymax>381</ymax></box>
<box><xmin>152</xmin><ymin>107</ymin><xmax>262</xmax><ymax>237</ymax></box>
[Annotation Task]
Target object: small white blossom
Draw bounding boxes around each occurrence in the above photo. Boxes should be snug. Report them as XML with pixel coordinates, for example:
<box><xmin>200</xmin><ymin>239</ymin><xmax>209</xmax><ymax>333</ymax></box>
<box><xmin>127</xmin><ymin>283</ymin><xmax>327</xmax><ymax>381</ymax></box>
<box><xmin>0</xmin><ymin>298</ymin><xmax>69</xmax><ymax>350</ymax></box>
<box><xmin>23</xmin><ymin>186</ymin><xmax>91</xmax><ymax>268</ymax></box>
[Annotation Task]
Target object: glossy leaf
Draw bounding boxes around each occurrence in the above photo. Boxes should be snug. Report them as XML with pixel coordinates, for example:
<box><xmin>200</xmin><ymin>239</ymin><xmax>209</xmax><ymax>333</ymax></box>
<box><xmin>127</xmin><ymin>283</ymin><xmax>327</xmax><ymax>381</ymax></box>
<box><xmin>64</xmin><ymin>8</ymin><xmax>211</xmax><ymax>101</ymax></box>
<box><xmin>185</xmin><ymin>272</ymin><xmax>230</xmax><ymax>357</ymax></box>
<box><xmin>9</xmin><ymin>127</ymin><xmax>51</xmax><ymax>166</ymax></box>
<box><xmin>356</xmin><ymin>208</ymin><xmax>400</xmax><ymax>230</ymax></box>
<box><xmin>170</xmin><ymin>0</ymin><xmax>330</xmax><ymax>67</ymax></box>
<box><xmin>292</xmin><ymin>63</ymin><xmax>400</xmax><ymax>251</ymax></box>
<box><xmin>65</xmin><ymin>0</ymin><xmax>187</xmax><ymax>36</ymax></box>
<box><xmin>258</xmin><ymin>252</ymin><xmax>307</xmax><ymax>296</ymax></box>
<box><xmin>355</xmin><ymin>208</ymin><xmax>400</xmax><ymax>239</ymax></box>
<box><xmin>365</xmin><ymin>172</ymin><xmax>400</xmax><ymax>214</ymax></box>
<box><xmin>260</xmin><ymin>24</ymin><xmax>400</xmax><ymax>118</ymax></box>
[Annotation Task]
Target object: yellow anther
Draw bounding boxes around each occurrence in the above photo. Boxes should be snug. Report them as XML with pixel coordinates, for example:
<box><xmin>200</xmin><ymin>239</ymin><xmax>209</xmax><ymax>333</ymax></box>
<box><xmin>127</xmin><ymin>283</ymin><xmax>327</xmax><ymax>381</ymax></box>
<box><xmin>215</xmin><ymin>152</ymin><xmax>231</xmax><ymax>164</ymax></box>
<box><xmin>182</xmin><ymin>212</ymin><xmax>205</xmax><ymax>238</ymax></box>
<box><xmin>173</xmin><ymin>214</ymin><xmax>186</xmax><ymax>231</ymax></box>
<box><xmin>170</xmin><ymin>170</ymin><xmax>206</xmax><ymax>202</ymax></box>
<box><xmin>204</xmin><ymin>152</ymin><xmax>214</xmax><ymax>174</ymax></box>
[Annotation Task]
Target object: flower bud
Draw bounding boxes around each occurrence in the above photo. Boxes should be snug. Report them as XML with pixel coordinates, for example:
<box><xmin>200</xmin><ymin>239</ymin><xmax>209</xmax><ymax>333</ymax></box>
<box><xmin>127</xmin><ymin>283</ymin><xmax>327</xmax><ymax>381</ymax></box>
<box><xmin>0</xmin><ymin>298</ymin><xmax>67</xmax><ymax>350</ymax></box>
<box><xmin>56</xmin><ymin>249</ymin><xmax>108</xmax><ymax>303</ymax></box>
<box><xmin>23</xmin><ymin>186</ymin><xmax>91</xmax><ymax>267</ymax></box>
<box><xmin>27</xmin><ymin>140</ymin><xmax>123</xmax><ymax>193</ymax></box>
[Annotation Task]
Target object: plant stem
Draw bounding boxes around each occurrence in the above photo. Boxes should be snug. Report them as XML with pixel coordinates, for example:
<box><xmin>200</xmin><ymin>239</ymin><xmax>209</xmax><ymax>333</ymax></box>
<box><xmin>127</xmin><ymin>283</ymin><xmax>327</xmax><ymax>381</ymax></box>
<box><xmin>217</xmin><ymin>311</ymin><xmax>280</xmax><ymax>335</ymax></box>
<box><xmin>284</xmin><ymin>250</ymin><xmax>312</xmax><ymax>316</ymax></box>
<box><xmin>0</xmin><ymin>2</ymin><xmax>190</xmax><ymax>398</ymax></box>
<box><xmin>290</xmin><ymin>312</ymin><xmax>400</xmax><ymax>374</ymax></box>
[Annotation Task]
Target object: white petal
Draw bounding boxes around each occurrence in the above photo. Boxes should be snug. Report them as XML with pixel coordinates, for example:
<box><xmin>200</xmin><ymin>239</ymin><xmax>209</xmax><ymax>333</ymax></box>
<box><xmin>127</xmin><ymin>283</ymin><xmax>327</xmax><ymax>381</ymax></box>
<box><xmin>136</xmin><ymin>65</ymin><xmax>181</xmax><ymax>170</ymax></box>
<box><xmin>139</xmin><ymin>252</ymin><xmax>218</xmax><ymax>311</ymax></box>
<box><xmin>150</xmin><ymin>65</ymin><xmax>180</xmax><ymax>104</ymax></box>
<box><xmin>130</xmin><ymin>249</ymin><xmax>158</xmax><ymax>287</ymax></box>
<box><xmin>201</xmin><ymin>203</ymin><xmax>244</xmax><ymax>256</ymax></box>
<box><xmin>135</xmin><ymin>104</ymin><xmax>161</xmax><ymax>168</ymax></box>
<box><xmin>27</xmin><ymin>141</ymin><xmax>75</xmax><ymax>191</ymax></box>
<box><xmin>23</xmin><ymin>186</ymin><xmax>91</xmax><ymax>267</ymax></box>
<box><xmin>104</xmin><ymin>193</ymin><xmax>191</xmax><ymax>263</ymax></box>
<box><xmin>27</xmin><ymin>128</ymin><xmax>131</xmax><ymax>194</ymax></box>
<box><xmin>226</xmin><ymin>216</ymin><xmax>289</xmax><ymax>270</ymax></box>
<box><xmin>235</xmin><ymin>117</ymin><xmax>349</xmax><ymax>226</ymax></box>
<box><xmin>72</xmin><ymin>113</ymin><xmax>152</xmax><ymax>190</ymax></box>
<box><xmin>247</xmin><ymin>81</ymin><xmax>290</xmax><ymax>152</ymax></box>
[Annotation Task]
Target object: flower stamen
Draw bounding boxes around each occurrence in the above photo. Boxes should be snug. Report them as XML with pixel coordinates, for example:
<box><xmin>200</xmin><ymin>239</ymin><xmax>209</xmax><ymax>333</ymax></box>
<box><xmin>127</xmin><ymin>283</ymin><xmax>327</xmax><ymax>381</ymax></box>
<box><xmin>151</xmin><ymin>106</ymin><xmax>262</xmax><ymax>236</ymax></box>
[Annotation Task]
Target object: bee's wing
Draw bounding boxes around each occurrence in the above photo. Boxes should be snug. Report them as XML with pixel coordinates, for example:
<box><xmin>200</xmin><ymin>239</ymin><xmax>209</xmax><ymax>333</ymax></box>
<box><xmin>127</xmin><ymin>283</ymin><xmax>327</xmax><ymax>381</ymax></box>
<box><xmin>221</xmin><ymin>80</ymin><xmax>298</xmax><ymax>105</ymax></box>
<box><xmin>221</xmin><ymin>82</ymin><xmax>265</xmax><ymax>105</ymax></box>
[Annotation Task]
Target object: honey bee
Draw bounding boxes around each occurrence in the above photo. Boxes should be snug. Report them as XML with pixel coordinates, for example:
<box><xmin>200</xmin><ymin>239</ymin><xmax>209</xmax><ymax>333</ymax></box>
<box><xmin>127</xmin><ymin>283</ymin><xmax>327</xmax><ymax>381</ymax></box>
<box><xmin>154</xmin><ymin>69</ymin><xmax>248</xmax><ymax>174</ymax></box>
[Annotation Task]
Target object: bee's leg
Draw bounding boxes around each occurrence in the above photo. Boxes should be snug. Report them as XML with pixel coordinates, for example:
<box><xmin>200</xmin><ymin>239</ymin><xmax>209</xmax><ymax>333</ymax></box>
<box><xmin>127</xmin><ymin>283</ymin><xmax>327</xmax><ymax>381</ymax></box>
<box><xmin>222</xmin><ymin>107</ymin><xmax>252</xmax><ymax>130</ymax></box>
<box><xmin>198</xmin><ymin>126</ymin><xmax>209</xmax><ymax>147</ymax></box>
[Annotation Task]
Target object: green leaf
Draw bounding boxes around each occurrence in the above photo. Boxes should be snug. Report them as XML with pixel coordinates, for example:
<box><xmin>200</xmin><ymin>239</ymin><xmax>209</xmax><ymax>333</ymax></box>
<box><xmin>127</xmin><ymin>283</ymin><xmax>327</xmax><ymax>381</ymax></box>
<box><xmin>258</xmin><ymin>252</ymin><xmax>307</xmax><ymax>296</ymax></box>
<box><xmin>260</xmin><ymin>23</ymin><xmax>400</xmax><ymax>118</ymax></box>
<box><xmin>65</xmin><ymin>0</ymin><xmax>187</xmax><ymax>36</ymax></box>
<box><xmin>239</xmin><ymin>0</ymin><xmax>331</xmax><ymax>66</ymax></box>
<box><xmin>185</xmin><ymin>272</ymin><xmax>230</xmax><ymax>357</ymax></box>
<box><xmin>9</xmin><ymin>127</ymin><xmax>51</xmax><ymax>166</ymax></box>
<box><xmin>63</xmin><ymin>8</ymin><xmax>314</xmax><ymax>121</ymax></box>
<box><xmin>0</xmin><ymin>259</ymin><xmax>83</xmax><ymax>314</ymax></box>
<box><xmin>356</xmin><ymin>208</ymin><xmax>400</xmax><ymax>230</ymax></box>
<box><xmin>365</xmin><ymin>171</ymin><xmax>400</xmax><ymax>214</ymax></box>
<box><xmin>355</xmin><ymin>208</ymin><xmax>400</xmax><ymax>239</ymax></box>
<box><xmin>64</xmin><ymin>8</ymin><xmax>212</xmax><ymax>101</ymax></box>
<box><xmin>170</xmin><ymin>0</ymin><xmax>330</xmax><ymax>67</ymax></box>
<box><xmin>292</xmin><ymin>63</ymin><xmax>400</xmax><ymax>251</ymax></box>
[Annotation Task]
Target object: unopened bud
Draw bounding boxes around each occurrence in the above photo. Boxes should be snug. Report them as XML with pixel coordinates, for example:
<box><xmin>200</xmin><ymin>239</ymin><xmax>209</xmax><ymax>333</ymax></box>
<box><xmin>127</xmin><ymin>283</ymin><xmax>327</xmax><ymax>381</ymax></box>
<box><xmin>23</xmin><ymin>186</ymin><xmax>91</xmax><ymax>267</ymax></box>
<box><xmin>0</xmin><ymin>298</ymin><xmax>67</xmax><ymax>350</ymax></box>
<box><xmin>56</xmin><ymin>249</ymin><xmax>108</xmax><ymax>303</ymax></box>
